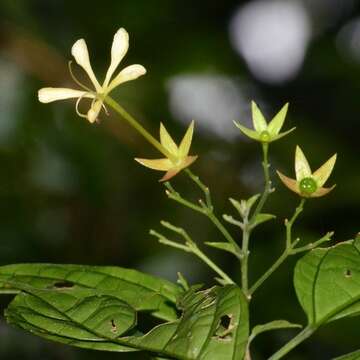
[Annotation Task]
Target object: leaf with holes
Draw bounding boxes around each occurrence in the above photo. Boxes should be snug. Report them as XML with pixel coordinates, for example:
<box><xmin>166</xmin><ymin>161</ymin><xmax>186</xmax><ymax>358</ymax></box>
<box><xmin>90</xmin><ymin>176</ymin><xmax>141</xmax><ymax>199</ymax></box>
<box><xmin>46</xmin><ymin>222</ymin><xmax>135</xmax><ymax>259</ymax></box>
<box><xmin>294</xmin><ymin>235</ymin><xmax>360</xmax><ymax>327</ymax></box>
<box><xmin>5</xmin><ymin>284</ymin><xmax>249</xmax><ymax>359</ymax></box>
<box><xmin>0</xmin><ymin>263</ymin><xmax>181</xmax><ymax>321</ymax></box>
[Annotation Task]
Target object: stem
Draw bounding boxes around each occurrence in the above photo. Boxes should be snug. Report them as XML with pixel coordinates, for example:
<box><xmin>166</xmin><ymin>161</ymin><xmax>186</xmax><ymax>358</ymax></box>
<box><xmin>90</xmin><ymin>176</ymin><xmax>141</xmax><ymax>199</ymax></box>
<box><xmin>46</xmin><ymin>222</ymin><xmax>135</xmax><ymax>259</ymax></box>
<box><xmin>249</xmin><ymin>198</ymin><xmax>306</xmax><ymax>295</ymax></box>
<box><xmin>241</xmin><ymin>222</ymin><xmax>250</xmax><ymax>296</ymax></box>
<box><xmin>269</xmin><ymin>325</ymin><xmax>316</xmax><ymax>360</ymax></box>
<box><xmin>152</xmin><ymin>223</ymin><xmax>234</xmax><ymax>284</ymax></box>
<box><xmin>286</xmin><ymin>198</ymin><xmax>305</xmax><ymax>248</ymax></box>
<box><xmin>103</xmin><ymin>95</ymin><xmax>175</xmax><ymax>161</ymax></box>
<box><xmin>250</xmin><ymin>143</ymin><xmax>271</xmax><ymax>223</ymax></box>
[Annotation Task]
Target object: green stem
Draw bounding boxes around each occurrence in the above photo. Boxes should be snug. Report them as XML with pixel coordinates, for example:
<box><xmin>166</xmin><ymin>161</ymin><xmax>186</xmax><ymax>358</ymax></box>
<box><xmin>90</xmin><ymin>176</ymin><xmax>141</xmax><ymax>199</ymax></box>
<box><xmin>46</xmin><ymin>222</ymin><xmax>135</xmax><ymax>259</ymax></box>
<box><xmin>268</xmin><ymin>325</ymin><xmax>316</xmax><ymax>360</ymax></box>
<box><xmin>249</xmin><ymin>198</ymin><xmax>306</xmax><ymax>295</ymax></box>
<box><xmin>241</xmin><ymin>222</ymin><xmax>250</xmax><ymax>296</ymax></box>
<box><xmin>250</xmin><ymin>143</ymin><xmax>271</xmax><ymax>223</ymax></box>
<box><xmin>103</xmin><ymin>95</ymin><xmax>175</xmax><ymax>161</ymax></box>
<box><xmin>181</xmin><ymin>171</ymin><xmax>242</xmax><ymax>256</ymax></box>
<box><xmin>286</xmin><ymin>198</ymin><xmax>305</xmax><ymax>248</ymax></box>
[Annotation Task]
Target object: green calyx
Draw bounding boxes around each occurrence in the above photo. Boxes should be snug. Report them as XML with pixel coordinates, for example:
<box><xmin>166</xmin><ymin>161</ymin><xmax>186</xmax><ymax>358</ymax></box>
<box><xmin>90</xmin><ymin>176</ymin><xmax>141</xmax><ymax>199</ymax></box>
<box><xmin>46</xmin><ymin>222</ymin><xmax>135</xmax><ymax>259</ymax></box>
<box><xmin>299</xmin><ymin>177</ymin><xmax>318</xmax><ymax>195</ymax></box>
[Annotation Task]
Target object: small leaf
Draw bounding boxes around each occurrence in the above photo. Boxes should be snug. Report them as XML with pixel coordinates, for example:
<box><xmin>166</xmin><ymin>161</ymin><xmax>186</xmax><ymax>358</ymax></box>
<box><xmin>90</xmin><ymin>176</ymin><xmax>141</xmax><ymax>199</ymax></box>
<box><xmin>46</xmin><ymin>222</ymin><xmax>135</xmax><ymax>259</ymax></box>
<box><xmin>294</xmin><ymin>239</ymin><xmax>360</xmax><ymax>326</ymax></box>
<box><xmin>246</xmin><ymin>193</ymin><xmax>261</xmax><ymax>211</ymax></box>
<box><xmin>205</xmin><ymin>242</ymin><xmax>240</xmax><ymax>258</ymax></box>
<box><xmin>312</xmin><ymin>153</ymin><xmax>337</xmax><ymax>188</ymax></box>
<box><xmin>333</xmin><ymin>349</ymin><xmax>360</xmax><ymax>360</ymax></box>
<box><xmin>251</xmin><ymin>213</ymin><xmax>276</xmax><ymax>228</ymax></box>
<box><xmin>249</xmin><ymin>320</ymin><xmax>302</xmax><ymax>343</ymax></box>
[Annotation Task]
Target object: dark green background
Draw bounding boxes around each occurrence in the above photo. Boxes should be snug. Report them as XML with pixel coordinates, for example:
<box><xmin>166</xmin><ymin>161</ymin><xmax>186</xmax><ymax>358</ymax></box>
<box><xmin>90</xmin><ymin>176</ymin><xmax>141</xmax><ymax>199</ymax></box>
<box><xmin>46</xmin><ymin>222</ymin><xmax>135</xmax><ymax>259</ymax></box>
<box><xmin>0</xmin><ymin>0</ymin><xmax>359</xmax><ymax>359</ymax></box>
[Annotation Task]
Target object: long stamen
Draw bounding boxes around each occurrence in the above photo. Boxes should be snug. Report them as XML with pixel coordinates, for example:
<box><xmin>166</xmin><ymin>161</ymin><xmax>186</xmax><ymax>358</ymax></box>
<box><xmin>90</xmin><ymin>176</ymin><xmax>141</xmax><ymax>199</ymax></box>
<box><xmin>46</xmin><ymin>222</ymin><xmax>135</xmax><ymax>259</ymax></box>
<box><xmin>68</xmin><ymin>61</ymin><xmax>94</xmax><ymax>93</ymax></box>
<box><xmin>75</xmin><ymin>92</ymin><xmax>93</xmax><ymax>118</ymax></box>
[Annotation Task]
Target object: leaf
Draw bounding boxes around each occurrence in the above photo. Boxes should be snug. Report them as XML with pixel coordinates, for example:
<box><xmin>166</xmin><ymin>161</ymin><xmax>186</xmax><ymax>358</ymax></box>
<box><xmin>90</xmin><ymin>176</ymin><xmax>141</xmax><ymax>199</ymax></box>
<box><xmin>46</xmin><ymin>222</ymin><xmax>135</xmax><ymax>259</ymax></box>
<box><xmin>333</xmin><ymin>349</ymin><xmax>360</xmax><ymax>360</ymax></box>
<box><xmin>0</xmin><ymin>263</ymin><xmax>181</xmax><ymax>321</ymax></box>
<box><xmin>246</xmin><ymin>194</ymin><xmax>261</xmax><ymax>211</ymax></box>
<box><xmin>294</xmin><ymin>237</ymin><xmax>360</xmax><ymax>327</ymax></box>
<box><xmin>6</xmin><ymin>284</ymin><xmax>249</xmax><ymax>359</ymax></box>
<box><xmin>205</xmin><ymin>242</ymin><xmax>240</xmax><ymax>257</ymax></box>
<box><xmin>251</xmin><ymin>213</ymin><xmax>276</xmax><ymax>228</ymax></box>
<box><xmin>249</xmin><ymin>320</ymin><xmax>302</xmax><ymax>343</ymax></box>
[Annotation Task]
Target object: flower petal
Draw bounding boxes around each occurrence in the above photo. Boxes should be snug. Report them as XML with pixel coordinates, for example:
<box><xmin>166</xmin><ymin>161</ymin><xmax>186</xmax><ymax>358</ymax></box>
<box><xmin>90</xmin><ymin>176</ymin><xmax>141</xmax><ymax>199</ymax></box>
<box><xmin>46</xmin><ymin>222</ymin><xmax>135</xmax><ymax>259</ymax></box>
<box><xmin>295</xmin><ymin>146</ymin><xmax>311</xmax><ymax>181</ymax></box>
<box><xmin>180</xmin><ymin>155</ymin><xmax>198</xmax><ymax>169</ymax></box>
<box><xmin>312</xmin><ymin>154</ymin><xmax>337</xmax><ymax>188</ymax></box>
<box><xmin>270</xmin><ymin>127</ymin><xmax>296</xmax><ymax>142</ymax></box>
<box><xmin>87</xmin><ymin>99</ymin><xmax>103</xmax><ymax>123</ymax></box>
<box><xmin>103</xmin><ymin>28</ymin><xmax>129</xmax><ymax>88</ymax></box>
<box><xmin>71</xmin><ymin>39</ymin><xmax>102</xmax><ymax>92</ymax></box>
<box><xmin>311</xmin><ymin>185</ymin><xmax>336</xmax><ymax>198</ymax></box>
<box><xmin>251</xmin><ymin>101</ymin><xmax>267</xmax><ymax>132</ymax></box>
<box><xmin>134</xmin><ymin>157</ymin><xmax>173</xmax><ymax>171</ymax></box>
<box><xmin>38</xmin><ymin>87</ymin><xmax>92</xmax><ymax>103</ymax></box>
<box><xmin>159</xmin><ymin>167</ymin><xmax>181</xmax><ymax>182</ymax></box>
<box><xmin>160</xmin><ymin>123</ymin><xmax>178</xmax><ymax>155</ymax></box>
<box><xmin>276</xmin><ymin>170</ymin><xmax>301</xmax><ymax>195</ymax></box>
<box><xmin>233</xmin><ymin>121</ymin><xmax>261</xmax><ymax>141</ymax></box>
<box><xmin>160</xmin><ymin>168</ymin><xmax>181</xmax><ymax>182</ymax></box>
<box><xmin>267</xmin><ymin>103</ymin><xmax>289</xmax><ymax>136</ymax></box>
<box><xmin>107</xmin><ymin>64</ymin><xmax>146</xmax><ymax>93</ymax></box>
<box><xmin>179</xmin><ymin>121</ymin><xmax>194</xmax><ymax>157</ymax></box>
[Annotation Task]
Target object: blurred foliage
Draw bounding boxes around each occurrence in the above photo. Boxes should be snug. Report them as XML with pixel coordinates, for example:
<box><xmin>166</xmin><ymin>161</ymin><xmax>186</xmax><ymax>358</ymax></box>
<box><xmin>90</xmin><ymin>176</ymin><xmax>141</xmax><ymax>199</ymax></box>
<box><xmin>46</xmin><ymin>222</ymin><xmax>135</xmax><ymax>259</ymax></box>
<box><xmin>0</xmin><ymin>0</ymin><xmax>359</xmax><ymax>359</ymax></box>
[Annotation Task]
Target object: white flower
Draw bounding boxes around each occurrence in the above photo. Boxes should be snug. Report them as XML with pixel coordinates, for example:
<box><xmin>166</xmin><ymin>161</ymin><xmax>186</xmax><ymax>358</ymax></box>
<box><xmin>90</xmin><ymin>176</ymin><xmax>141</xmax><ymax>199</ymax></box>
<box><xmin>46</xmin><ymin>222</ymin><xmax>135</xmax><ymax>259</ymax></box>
<box><xmin>38</xmin><ymin>28</ymin><xmax>146</xmax><ymax>123</ymax></box>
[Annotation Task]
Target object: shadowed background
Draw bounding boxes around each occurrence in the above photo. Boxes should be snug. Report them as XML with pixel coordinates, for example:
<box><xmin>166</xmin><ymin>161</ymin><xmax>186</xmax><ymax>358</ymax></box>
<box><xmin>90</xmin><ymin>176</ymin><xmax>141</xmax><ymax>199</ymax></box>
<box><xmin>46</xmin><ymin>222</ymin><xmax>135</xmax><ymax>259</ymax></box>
<box><xmin>0</xmin><ymin>0</ymin><xmax>359</xmax><ymax>359</ymax></box>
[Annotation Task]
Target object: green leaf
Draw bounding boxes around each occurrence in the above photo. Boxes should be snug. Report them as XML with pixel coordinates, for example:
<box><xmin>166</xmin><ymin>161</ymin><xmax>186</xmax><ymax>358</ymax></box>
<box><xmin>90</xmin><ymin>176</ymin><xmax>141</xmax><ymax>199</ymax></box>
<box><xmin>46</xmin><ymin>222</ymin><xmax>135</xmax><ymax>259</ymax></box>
<box><xmin>205</xmin><ymin>242</ymin><xmax>240</xmax><ymax>258</ymax></box>
<box><xmin>0</xmin><ymin>263</ymin><xmax>181</xmax><ymax>321</ymax></box>
<box><xmin>6</xmin><ymin>284</ymin><xmax>249</xmax><ymax>359</ymax></box>
<box><xmin>123</xmin><ymin>285</ymin><xmax>249</xmax><ymax>359</ymax></box>
<box><xmin>251</xmin><ymin>213</ymin><xmax>276</xmax><ymax>228</ymax></box>
<box><xmin>333</xmin><ymin>349</ymin><xmax>360</xmax><ymax>360</ymax></box>
<box><xmin>249</xmin><ymin>320</ymin><xmax>302</xmax><ymax>343</ymax></box>
<box><xmin>246</xmin><ymin>193</ymin><xmax>261</xmax><ymax>211</ymax></box>
<box><xmin>294</xmin><ymin>238</ymin><xmax>360</xmax><ymax>326</ymax></box>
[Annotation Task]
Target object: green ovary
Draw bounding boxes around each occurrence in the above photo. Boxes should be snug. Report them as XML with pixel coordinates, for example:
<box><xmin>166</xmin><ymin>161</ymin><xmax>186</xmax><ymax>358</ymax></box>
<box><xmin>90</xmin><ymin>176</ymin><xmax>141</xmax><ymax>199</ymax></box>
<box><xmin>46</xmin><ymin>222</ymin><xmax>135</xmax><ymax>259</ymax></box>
<box><xmin>299</xmin><ymin>177</ymin><xmax>318</xmax><ymax>195</ymax></box>
<box><xmin>260</xmin><ymin>131</ymin><xmax>271</xmax><ymax>142</ymax></box>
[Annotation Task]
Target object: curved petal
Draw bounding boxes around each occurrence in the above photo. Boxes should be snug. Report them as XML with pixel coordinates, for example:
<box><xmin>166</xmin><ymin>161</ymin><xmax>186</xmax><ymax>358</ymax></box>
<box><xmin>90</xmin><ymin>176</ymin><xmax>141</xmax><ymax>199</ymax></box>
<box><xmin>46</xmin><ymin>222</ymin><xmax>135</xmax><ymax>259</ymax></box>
<box><xmin>107</xmin><ymin>64</ymin><xmax>146</xmax><ymax>92</ymax></box>
<box><xmin>267</xmin><ymin>103</ymin><xmax>289</xmax><ymax>136</ymax></box>
<box><xmin>313</xmin><ymin>154</ymin><xmax>337</xmax><ymax>187</ymax></box>
<box><xmin>160</xmin><ymin>123</ymin><xmax>178</xmax><ymax>155</ymax></box>
<box><xmin>103</xmin><ymin>28</ymin><xmax>129</xmax><ymax>88</ymax></box>
<box><xmin>295</xmin><ymin>146</ymin><xmax>311</xmax><ymax>181</ymax></box>
<box><xmin>234</xmin><ymin>121</ymin><xmax>261</xmax><ymax>141</ymax></box>
<box><xmin>38</xmin><ymin>87</ymin><xmax>92</xmax><ymax>103</ymax></box>
<box><xmin>311</xmin><ymin>185</ymin><xmax>336</xmax><ymax>198</ymax></box>
<box><xmin>134</xmin><ymin>157</ymin><xmax>172</xmax><ymax>171</ymax></box>
<box><xmin>160</xmin><ymin>168</ymin><xmax>180</xmax><ymax>182</ymax></box>
<box><xmin>179</xmin><ymin>121</ymin><xmax>194</xmax><ymax>157</ymax></box>
<box><xmin>179</xmin><ymin>155</ymin><xmax>198</xmax><ymax>170</ymax></box>
<box><xmin>87</xmin><ymin>99</ymin><xmax>103</xmax><ymax>123</ymax></box>
<box><xmin>276</xmin><ymin>170</ymin><xmax>301</xmax><ymax>195</ymax></box>
<box><xmin>71</xmin><ymin>39</ymin><xmax>102</xmax><ymax>92</ymax></box>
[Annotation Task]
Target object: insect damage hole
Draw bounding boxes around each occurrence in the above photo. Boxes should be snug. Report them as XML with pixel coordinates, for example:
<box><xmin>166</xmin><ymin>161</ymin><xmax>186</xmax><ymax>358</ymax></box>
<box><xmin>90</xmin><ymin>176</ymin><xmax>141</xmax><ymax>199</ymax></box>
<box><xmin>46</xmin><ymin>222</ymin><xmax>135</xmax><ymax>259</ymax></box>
<box><xmin>110</xmin><ymin>319</ymin><xmax>117</xmax><ymax>333</ymax></box>
<box><xmin>52</xmin><ymin>281</ymin><xmax>74</xmax><ymax>289</ymax></box>
<box><xmin>344</xmin><ymin>269</ymin><xmax>352</xmax><ymax>278</ymax></box>
<box><xmin>214</xmin><ymin>314</ymin><xmax>234</xmax><ymax>340</ymax></box>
